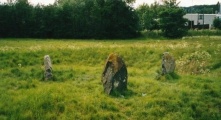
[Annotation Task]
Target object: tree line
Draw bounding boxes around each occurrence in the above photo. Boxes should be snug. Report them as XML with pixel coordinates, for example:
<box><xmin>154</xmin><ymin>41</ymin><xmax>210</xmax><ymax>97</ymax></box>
<box><xmin>0</xmin><ymin>0</ymin><xmax>188</xmax><ymax>39</ymax></box>
<box><xmin>0</xmin><ymin>0</ymin><xmax>139</xmax><ymax>39</ymax></box>
<box><xmin>183</xmin><ymin>5</ymin><xmax>219</xmax><ymax>14</ymax></box>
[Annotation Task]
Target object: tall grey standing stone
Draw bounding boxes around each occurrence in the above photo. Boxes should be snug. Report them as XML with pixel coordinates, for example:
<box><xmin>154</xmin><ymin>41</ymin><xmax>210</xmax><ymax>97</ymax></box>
<box><xmin>44</xmin><ymin>55</ymin><xmax>52</xmax><ymax>80</ymax></box>
<box><xmin>101</xmin><ymin>53</ymin><xmax>128</xmax><ymax>95</ymax></box>
<box><xmin>162</xmin><ymin>52</ymin><xmax>176</xmax><ymax>75</ymax></box>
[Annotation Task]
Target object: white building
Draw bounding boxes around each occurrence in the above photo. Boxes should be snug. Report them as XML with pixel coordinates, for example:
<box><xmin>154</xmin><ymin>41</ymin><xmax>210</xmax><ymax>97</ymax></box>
<box><xmin>183</xmin><ymin>14</ymin><xmax>217</xmax><ymax>28</ymax></box>
<box><xmin>184</xmin><ymin>1</ymin><xmax>221</xmax><ymax>29</ymax></box>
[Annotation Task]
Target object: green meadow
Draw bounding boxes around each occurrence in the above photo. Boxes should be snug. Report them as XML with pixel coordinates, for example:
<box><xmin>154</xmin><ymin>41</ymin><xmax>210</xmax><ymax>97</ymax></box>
<box><xmin>0</xmin><ymin>37</ymin><xmax>220</xmax><ymax>120</ymax></box>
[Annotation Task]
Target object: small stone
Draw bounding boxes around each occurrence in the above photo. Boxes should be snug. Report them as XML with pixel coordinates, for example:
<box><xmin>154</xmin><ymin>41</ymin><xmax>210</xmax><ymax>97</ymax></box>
<box><xmin>162</xmin><ymin>52</ymin><xmax>176</xmax><ymax>75</ymax></box>
<box><xmin>44</xmin><ymin>55</ymin><xmax>53</xmax><ymax>80</ymax></box>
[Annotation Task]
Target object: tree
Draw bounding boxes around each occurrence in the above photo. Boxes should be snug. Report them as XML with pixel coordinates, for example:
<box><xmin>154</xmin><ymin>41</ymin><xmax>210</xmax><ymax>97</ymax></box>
<box><xmin>99</xmin><ymin>0</ymin><xmax>139</xmax><ymax>38</ymax></box>
<box><xmin>13</xmin><ymin>0</ymin><xmax>33</xmax><ymax>37</ymax></box>
<box><xmin>0</xmin><ymin>4</ymin><xmax>13</xmax><ymax>37</ymax></box>
<box><xmin>0</xmin><ymin>0</ymin><xmax>34</xmax><ymax>38</ymax></box>
<box><xmin>136</xmin><ymin>2</ymin><xmax>161</xmax><ymax>31</ymax></box>
<box><xmin>136</xmin><ymin>4</ymin><xmax>152</xmax><ymax>30</ymax></box>
<box><xmin>159</xmin><ymin>0</ymin><xmax>188</xmax><ymax>38</ymax></box>
<box><xmin>213</xmin><ymin>17</ymin><xmax>221</xmax><ymax>29</ymax></box>
<box><xmin>183</xmin><ymin>5</ymin><xmax>217</xmax><ymax>14</ymax></box>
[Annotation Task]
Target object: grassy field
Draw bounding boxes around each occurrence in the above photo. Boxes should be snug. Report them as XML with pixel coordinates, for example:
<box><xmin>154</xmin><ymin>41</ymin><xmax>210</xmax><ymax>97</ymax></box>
<box><xmin>0</xmin><ymin>37</ymin><xmax>220</xmax><ymax>120</ymax></box>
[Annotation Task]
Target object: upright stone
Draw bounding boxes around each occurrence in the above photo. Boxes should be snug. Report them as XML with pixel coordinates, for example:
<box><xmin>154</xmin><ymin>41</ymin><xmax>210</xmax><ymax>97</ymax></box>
<box><xmin>44</xmin><ymin>55</ymin><xmax>52</xmax><ymax>80</ymax></box>
<box><xmin>101</xmin><ymin>53</ymin><xmax>128</xmax><ymax>95</ymax></box>
<box><xmin>162</xmin><ymin>52</ymin><xmax>176</xmax><ymax>75</ymax></box>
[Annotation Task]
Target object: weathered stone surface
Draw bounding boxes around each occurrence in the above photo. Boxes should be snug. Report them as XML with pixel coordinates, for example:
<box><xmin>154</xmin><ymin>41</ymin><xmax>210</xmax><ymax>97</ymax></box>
<box><xmin>101</xmin><ymin>53</ymin><xmax>127</xmax><ymax>95</ymax></box>
<box><xmin>44</xmin><ymin>55</ymin><xmax>52</xmax><ymax>80</ymax></box>
<box><xmin>162</xmin><ymin>52</ymin><xmax>176</xmax><ymax>75</ymax></box>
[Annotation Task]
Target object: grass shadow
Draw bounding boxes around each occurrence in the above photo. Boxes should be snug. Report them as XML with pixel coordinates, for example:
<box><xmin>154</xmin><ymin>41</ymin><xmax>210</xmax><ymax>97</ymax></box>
<box><xmin>109</xmin><ymin>88</ymin><xmax>137</xmax><ymax>99</ymax></box>
<box><xmin>156</xmin><ymin>71</ymin><xmax>180</xmax><ymax>82</ymax></box>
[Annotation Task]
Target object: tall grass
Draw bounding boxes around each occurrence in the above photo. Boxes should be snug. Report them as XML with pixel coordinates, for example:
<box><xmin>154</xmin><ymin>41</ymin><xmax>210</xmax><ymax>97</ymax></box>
<box><xmin>187</xmin><ymin>29</ymin><xmax>221</xmax><ymax>37</ymax></box>
<box><xmin>140</xmin><ymin>29</ymin><xmax>221</xmax><ymax>39</ymax></box>
<box><xmin>0</xmin><ymin>38</ymin><xmax>220</xmax><ymax>119</ymax></box>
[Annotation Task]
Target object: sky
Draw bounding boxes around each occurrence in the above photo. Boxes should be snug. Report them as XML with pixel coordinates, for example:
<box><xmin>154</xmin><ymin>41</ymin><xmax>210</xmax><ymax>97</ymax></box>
<box><xmin>0</xmin><ymin>0</ymin><xmax>220</xmax><ymax>7</ymax></box>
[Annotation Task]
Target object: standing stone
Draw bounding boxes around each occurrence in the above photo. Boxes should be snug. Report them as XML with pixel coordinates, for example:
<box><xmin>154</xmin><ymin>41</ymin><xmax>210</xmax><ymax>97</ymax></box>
<box><xmin>44</xmin><ymin>55</ymin><xmax>52</xmax><ymax>80</ymax></box>
<box><xmin>101</xmin><ymin>53</ymin><xmax>128</xmax><ymax>95</ymax></box>
<box><xmin>162</xmin><ymin>52</ymin><xmax>176</xmax><ymax>75</ymax></box>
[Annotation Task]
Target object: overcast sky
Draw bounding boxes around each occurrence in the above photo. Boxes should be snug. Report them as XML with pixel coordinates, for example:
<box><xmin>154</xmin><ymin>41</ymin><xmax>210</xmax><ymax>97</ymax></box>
<box><xmin>0</xmin><ymin>0</ymin><xmax>220</xmax><ymax>7</ymax></box>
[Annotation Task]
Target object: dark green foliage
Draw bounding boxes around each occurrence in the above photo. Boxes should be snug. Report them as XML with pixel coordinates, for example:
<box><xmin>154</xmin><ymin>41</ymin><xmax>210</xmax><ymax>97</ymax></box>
<box><xmin>165</xmin><ymin>72</ymin><xmax>180</xmax><ymax>80</ymax></box>
<box><xmin>156</xmin><ymin>70</ymin><xmax>180</xmax><ymax>81</ymax></box>
<box><xmin>159</xmin><ymin>0</ymin><xmax>188</xmax><ymax>38</ymax></box>
<box><xmin>99</xmin><ymin>0</ymin><xmax>139</xmax><ymax>38</ymax></box>
<box><xmin>213</xmin><ymin>17</ymin><xmax>221</xmax><ymax>30</ymax></box>
<box><xmin>0</xmin><ymin>0</ymin><xmax>139</xmax><ymax>39</ymax></box>
<box><xmin>136</xmin><ymin>0</ymin><xmax>187</xmax><ymax>38</ymax></box>
<box><xmin>183</xmin><ymin>5</ymin><xmax>218</xmax><ymax>14</ymax></box>
<box><xmin>0</xmin><ymin>0</ymin><xmax>34</xmax><ymax>38</ymax></box>
<box><xmin>186</xmin><ymin>29</ymin><xmax>221</xmax><ymax>36</ymax></box>
<box><xmin>212</xmin><ymin>61</ymin><xmax>221</xmax><ymax>69</ymax></box>
<box><xmin>136</xmin><ymin>2</ymin><xmax>161</xmax><ymax>31</ymax></box>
